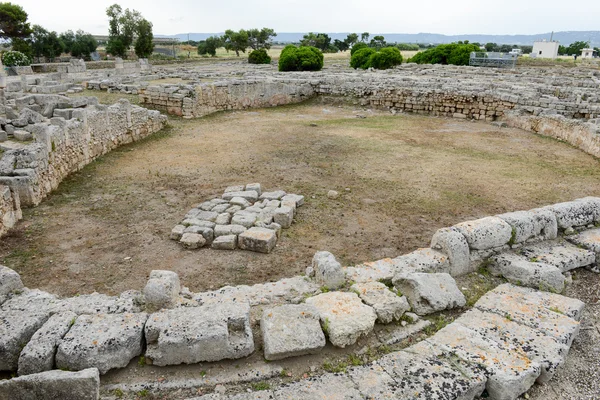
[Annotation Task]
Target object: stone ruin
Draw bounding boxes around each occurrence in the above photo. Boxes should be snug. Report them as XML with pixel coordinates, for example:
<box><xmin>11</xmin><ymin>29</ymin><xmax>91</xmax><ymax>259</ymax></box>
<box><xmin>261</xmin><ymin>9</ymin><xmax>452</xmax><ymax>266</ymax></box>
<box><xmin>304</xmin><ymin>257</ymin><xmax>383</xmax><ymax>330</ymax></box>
<box><xmin>1</xmin><ymin>196</ymin><xmax>599</xmax><ymax>399</ymax></box>
<box><xmin>171</xmin><ymin>184</ymin><xmax>303</xmax><ymax>252</ymax></box>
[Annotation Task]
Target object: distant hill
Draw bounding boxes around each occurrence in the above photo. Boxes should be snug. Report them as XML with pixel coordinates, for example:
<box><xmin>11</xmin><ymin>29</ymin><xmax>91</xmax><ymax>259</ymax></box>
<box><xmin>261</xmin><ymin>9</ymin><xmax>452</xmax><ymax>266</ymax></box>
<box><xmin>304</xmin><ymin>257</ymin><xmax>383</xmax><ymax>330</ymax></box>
<box><xmin>157</xmin><ymin>31</ymin><xmax>600</xmax><ymax>46</ymax></box>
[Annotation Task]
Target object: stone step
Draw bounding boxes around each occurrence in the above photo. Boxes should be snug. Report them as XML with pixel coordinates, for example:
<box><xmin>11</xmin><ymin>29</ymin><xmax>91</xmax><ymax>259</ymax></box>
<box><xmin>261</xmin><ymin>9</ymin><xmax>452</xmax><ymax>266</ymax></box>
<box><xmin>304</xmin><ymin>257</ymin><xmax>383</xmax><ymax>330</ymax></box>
<box><xmin>518</xmin><ymin>240</ymin><xmax>595</xmax><ymax>272</ymax></box>
<box><xmin>490</xmin><ymin>252</ymin><xmax>565</xmax><ymax>293</ymax></box>
<box><xmin>0</xmin><ymin>368</ymin><xmax>99</xmax><ymax>400</ymax></box>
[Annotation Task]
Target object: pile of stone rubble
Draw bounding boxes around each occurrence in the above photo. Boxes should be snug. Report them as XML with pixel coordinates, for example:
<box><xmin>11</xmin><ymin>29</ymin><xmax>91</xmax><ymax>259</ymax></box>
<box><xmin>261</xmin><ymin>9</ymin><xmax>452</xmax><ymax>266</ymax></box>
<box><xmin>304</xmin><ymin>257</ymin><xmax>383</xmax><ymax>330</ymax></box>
<box><xmin>170</xmin><ymin>184</ymin><xmax>304</xmax><ymax>253</ymax></box>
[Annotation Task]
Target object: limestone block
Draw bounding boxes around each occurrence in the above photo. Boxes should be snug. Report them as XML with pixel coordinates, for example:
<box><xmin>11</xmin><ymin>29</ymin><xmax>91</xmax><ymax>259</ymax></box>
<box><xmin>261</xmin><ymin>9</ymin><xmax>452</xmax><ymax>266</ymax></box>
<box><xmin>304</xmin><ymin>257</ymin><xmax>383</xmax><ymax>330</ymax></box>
<box><xmin>224</xmin><ymin>185</ymin><xmax>245</xmax><ymax>193</ymax></box>
<box><xmin>18</xmin><ymin>311</ymin><xmax>77</xmax><ymax>376</ymax></box>
<box><xmin>519</xmin><ymin>241</ymin><xmax>595</xmax><ymax>272</ymax></box>
<box><xmin>238</xmin><ymin>227</ymin><xmax>277</xmax><ymax>253</ymax></box>
<box><xmin>13</xmin><ymin>130</ymin><xmax>32</xmax><ymax>141</ymax></box>
<box><xmin>543</xmin><ymin>197</ymin><xmax>600</xmax><ymax>229</ymax></box>
<box><xmin>273</xmin><ymin>206</ymin><xmax>293</xmax><ymax>228</ymax></box>
<box><xmin>0</xmin><ymin>368</ymin><xmax>100</xmax><ymax>400</ymax></box>
<box><xmin>245</xmin><ymin>183</ymin><xmax>262</xmax><ymax>196</ymax></box>
<box><xmin>211</xmin><ymin>203</ymin><xmax>231</xmax><ymax>213</ymax></box>
<box><xmin>490</xmin><ymin>253</ymin><xmax>565</xmax><ymax>293</ymax></box>
<box><xmin>230</xmin><ymin>197</ymin><xmax>251</xmax><ymax>208</ymax></box>
<box><xmin>215</xmin><ymin>213</ymin><xmax>231</xmax><ymax>225</ymax></box>
<box><xmin>182</xmin><ymin>218</ymin><xmax>216</xmax><ymax>229</ymax></box>
<box><xmin>145</xmin><ymin>302</ymin><xmax>254</xmax><ymax>366</ymax></box>
<box><xmin>274</xmin><ymin>371</ymin><xmax>362</xmax><ymax>400</ymax></box>
<box><xmin>261</xmin><ymin>304</ymin><xmax>325</xmax><ymax>360</ymax></box>
<box><xmin>351</xmin><ymin>281</ymin><xmax>410</xmax><ymax>324</ymax></box>
<box><xmin>305</xmin><ymin>292</ymin><xmax>377</xmax><ymax>348</ymax></box>
<box><xmin>497</xmin><ymin>208</ymin><xmax>557</xmax><ymax>243</ymax></box>
<box><xmin>214</xmin><ymin>224</ymin><xmax>247</xmax><ymax>237</ymax></box>
<box><xmin>569</xmin><ymin>228</ymin><xmax>600</xmax><ymax>258</ymax></box>
<box><xmin>231</xmin><ymin>213</ymin><xmax>257</xmax><ymax>228</ymax></box>
<box><xmin>143</xmin><ymin>270</ymin><xmax>181</xmax><ymax>311</ymax></box>
<box><xmin>212</xmin><ymin>235</ymin><xmax>237</xmax><ymax>250</ymax></box>
<box><xmin>184</xmin><ymin>226</ymin><xmax>214</xmax><ymax>244</ymax></box>
<box><xmin>222</xmin><ymin>191</ymin><xmax>259</xmax><ymax>202</ymax></box>
<box><xmin>259</xmin><ymin>190</ymin><xmax>286</xmax><ymax>200</ymax></box>
<box><xmin>0</xmin><ymin>130</ymin><xmax>7</xmax><ymax>141</ymax></box>
<box><xmin>430</xmin><ymin>227</ymin><xmax>471</xmax><ymax>276</ymax></box>
<box><xmin>393</xmin><ymin>272</ymin><xmax>466</xmax><ymax>315</ymax></box>
<box><xmin>281</xmin><ymin>193</ymin><xmax>304</xmax><ymax>207</ymax></box>
<box><xmin>170</xmin><ymin>224</ymin><xmax>185</xmax><ymax>240</ymax></box>
<box><xmin>194</xmin><ymin>211</ymin><xmax>219</xmax><ymax>222</ymax></box>
<box><xmin>344</xmin><ymin>258</ymin><xmax>398</xmax><ymax>284</ymax></box>
<box><xmin>454</xmin><ymin>216</ymin><xmax>513</xmax><ymax>250</ymax></box>
<box><xmin>0</xmin><ymin>311</ymin><xmax>49</xmax><ymax>371</ymax></box>
<box><xmin>312</xmin><ymin>251</ymin><xmax>345</xmax><ymax>290</ymax></box>
<box><xmin>56</xmin><ymin>313</ymin><xmax>147</xmax><ymax>374</ymax></box>
<box><xmin>0</xmin><ymin>265</ymin><xmax>24</xmax><ymax>304</ymax></box>
<box><xmin>393</xmin><ymin>248</ymin><xmax>450</xmax><ymax>274</ymax></box>
<box><xmin>180</xmin><ymin>232</ymin><xmax>206</xmax><ymax>249</ymax></box>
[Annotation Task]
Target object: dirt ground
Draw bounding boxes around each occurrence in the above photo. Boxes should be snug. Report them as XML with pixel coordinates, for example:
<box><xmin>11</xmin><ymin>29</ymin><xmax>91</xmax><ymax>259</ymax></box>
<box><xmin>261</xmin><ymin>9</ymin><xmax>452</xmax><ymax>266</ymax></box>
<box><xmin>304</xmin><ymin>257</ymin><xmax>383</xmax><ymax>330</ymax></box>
<box><xmin>2</xmin><ymin>100</ymin><xmax>600</xmax><ymax>298</ymax></box>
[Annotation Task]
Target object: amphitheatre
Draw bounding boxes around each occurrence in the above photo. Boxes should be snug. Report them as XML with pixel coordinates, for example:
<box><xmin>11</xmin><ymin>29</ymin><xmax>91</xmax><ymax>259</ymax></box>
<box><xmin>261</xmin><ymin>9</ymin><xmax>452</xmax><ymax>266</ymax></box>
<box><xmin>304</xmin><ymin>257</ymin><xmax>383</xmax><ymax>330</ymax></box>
<box><xmin>1</xmin><ymin>46</ymin><xmax>600</xmax><ymax>400</ymax></box>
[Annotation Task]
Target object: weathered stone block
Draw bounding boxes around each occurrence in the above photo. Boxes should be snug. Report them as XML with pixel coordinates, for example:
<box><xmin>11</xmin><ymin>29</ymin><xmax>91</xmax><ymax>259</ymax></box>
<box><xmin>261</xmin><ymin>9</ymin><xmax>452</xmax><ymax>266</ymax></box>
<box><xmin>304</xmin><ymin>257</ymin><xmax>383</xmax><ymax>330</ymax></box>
<box><xmin>520</xmin><ymin>241</ymin><xmax>595</xmax><ymax>272</ymax></box>
<box><xmin>273</xmin><ymin>206</ymin><xmax>293</xmax><ymax>228</ymax></box>
<box><xmin>261</xmin><ymin>304</ymin><xmax>325</xmax><ymax>361</ymax></box>
<box><xmin>145</xmin><ymin>302</ymin><xmax>254</xmax><ymax>366</ymax></box>
<box><xmin>212</xmin><ymin>234</ymin><xmax>237</xmax><ymax>250</ymax></box>
<box><xmin>180</xmin><ymin>232</ymin><xmax>206</xmax><ymax>249</ymax></box>
<box><xmin>169</xmin><ymin>224</ymin><xmax>185</xmax><ymax>240</ymax></box>
<box><xmin>491</xmin><ymin>253</ymin><xmax>565</xmax><ymax>293</ymax></box>
<box><xmin>222</xmin><ymin>191</ymin><xmax>259</xmax><ymax>202</ymax></box>
<box><xmin>0</xmin><ymin>368</ymin><xmax>100</xmax><ymax>400</ymax></box>
<box><xmin>543</xmin><ymin>197</ymin><xmax>600</xmax><ymax>229</ymax></box>
<box><xmin>0</xmin><ymin>265</ymin><xmax>24</xmax><ymax>304</ymax></box>
<box><xmin>143</xmin><ymin>270</ymin><xmax>181</xmax><ymax>311</ymax></box>
<box><xmin>430</xmin><ymin>227</ymin><xmax>471</xmax><ymax>276</ymax></box>
<box><xmin>245</xmin><ymin>183</ymin><xmax>262</xmax><ymax>196</ymax></box>
<box><xmin>454</xmin><ymin>216</ymin><xmax>513</xmax><ymax>250</ymax></box>
<box><xmin>393</xmin><ymin>272</ymin><xmax>466</xmax><ymax>315</ymax></box>
<box><xmin>238</xmin><ymin>227</ymin><xmax>277</xmax><ymax>253</ymax></box>
<box><xmin>259</xmin><ymin>190</ymin><xmax>286</xmax><ymax>200</ymax></box>
<box><xmin>274</xmin><ymin>373</ymin><xmax>362</xmax><ymax>400</ymax></box>
<box><xmin>351</xmin><ymin>281</ymin><xmax>410</xmax><ymax>324</ymax></box>
<box><xmin>0</xmin><ymin>311</ymin><xmax>49</xmax><ymax>371</ymax></box>
<box><xmin>312</xmin><ymin>251</ymin><xmax>345</xmax><ymax>289</ymax></box>
<box><xmin>497</xmin><ymin>208</ymin><xmax>557</xmax><ymax>243</ymax></box>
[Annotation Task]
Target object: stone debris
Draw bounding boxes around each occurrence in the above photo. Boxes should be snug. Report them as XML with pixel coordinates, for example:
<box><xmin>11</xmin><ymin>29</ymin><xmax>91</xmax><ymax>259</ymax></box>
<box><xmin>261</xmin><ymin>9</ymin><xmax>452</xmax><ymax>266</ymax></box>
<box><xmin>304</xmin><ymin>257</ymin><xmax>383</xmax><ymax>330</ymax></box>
<box><xmin>56</xmin><ymin>313</ymin><xmax>147</xmax><ymax>374</ymax></box>
<box><xmin>143</xmin><ymin>270</ymin><xmax>181</xmax><ymax>311</ymax></box>
<box><xmin>490</xmin><ymin>252</ymin><xmax>566</xmax><ymax>293</ymax></box>
<box><xmin>172</xmin><ymin>184</ymin><xmax>302</xmax><ymax>252</ymax></box>
<box><xmin>305</xmin><ymin>292</ymin><xmax>377</xmax><ymax>348</ymax></box>
<box><xmin>0</xmin><ymin>368</ymin><xmax>100</xmax><ymax>400</ymax></box>
<box><xmin>351</xmin><ymin>281</ymin><xmax>410</xmax><ymax>324</ymax></box>
<box><xmin>393</xmin><ymin>272</ymin><xmax>466</xmax><ymax>315</ymax></box>
<box><xmin>145</xmin><ymin>302</ymin><xmax>254</xmax><ymax>366</ymax></box>
<box><xmin>261</xmin><ymin>304</ymin><xmax>325</xmax><ymax>360</ymax></box>
<box><xmin>312</xmin><ymin>251</ymin><xmax>345</xmax><ymax>289</ymax></box>
<box><xmin>18</xmin><ymin>311</ymin><xmax>77</xmax><ymax>376</ymax></box>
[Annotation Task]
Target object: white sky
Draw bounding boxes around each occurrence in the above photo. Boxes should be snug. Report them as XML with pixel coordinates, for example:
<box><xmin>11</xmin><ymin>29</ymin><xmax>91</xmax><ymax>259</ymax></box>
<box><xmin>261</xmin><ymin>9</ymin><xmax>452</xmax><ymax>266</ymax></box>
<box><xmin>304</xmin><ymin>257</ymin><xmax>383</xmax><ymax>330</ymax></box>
<box><xmin>16</xmin><ymin>0</ymin><xmax>600</xmax><ymax>36</ymax></box>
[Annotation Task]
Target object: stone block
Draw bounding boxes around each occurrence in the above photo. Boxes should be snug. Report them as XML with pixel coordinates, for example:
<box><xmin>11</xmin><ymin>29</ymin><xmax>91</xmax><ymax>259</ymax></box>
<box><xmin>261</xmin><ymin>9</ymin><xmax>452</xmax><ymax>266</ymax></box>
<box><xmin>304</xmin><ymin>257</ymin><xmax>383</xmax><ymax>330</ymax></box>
<box><xmin>238</xmin><ymin>227</ymin><xmax>277</xmax><ymax>253</ymax></box>
<box><xmin>274</xmin><ymin>373</ymin><xmax>362</xmax><ymax>400</ymax></box>
<box><xmin>543</xmin><ymin>197</ymin><xmax>600</xmax><ymax>229</ymax></box>
<box><xmin>305</xmin><ymin>292</ymin><xmax>376</xmax><ymax>348</ymax></box>
<box><xmin>214</xmin><ymin>224</ymin><xmax>247</xmax><ymax>237</ymax></box>
<box><xmin>0</xmin><ymin>265</ymin><xmax>24</xmax><ymax>304</ymax></box>
<box><xmin>180</xmin><ymin>232</ymin><xmax>206</xmax><ymax>249</ymax></box>
<box><xmin>281</xmin><ymin>193</ymin><xmax>304</xmax><ymax>207</ymax></box>
<box><xmin>184</xmin><ymin>226</ymin><xmax>214</xmax><ymax>244</ymax></box>
<box><xmin>230</xmin><ymin>197</ymin><xmax>251</xmax><ymax>207</ymax></box>
<box><xmin>224</xmin><ymin>185</ymin><xmax>245</xmax><ymax>193</ymax></box>
<box><xmin>351</xmin><ymin>281</ymin><xmax>410</xmax><ymax>324</ymax></box>
<box><xmin>212</xmin><ymin>235</ymin><xmax>237</xmax><ymax>250</ymax></box>
<box><xmin>13</xmin><ymin>130</ymin><xmax>33</xmax><ymax>141</ymax></box>
<box><xmin>430</xmin><ymin>227</ymin><xmax>471</xmax><ymax>276</ymax></box>
<box><xmin>568</xmin><ymin>228</ymin><xmax>600</xmax><ymax>258</ymax></box>
<box><xmin>215</xmin><ymin>213</ymin><xmax>231</xmax><ymax>225</ymax></box>
<box><xmin>393</xmin><ymin>248</ymin><xmax>450</xmax><ymax>274</ymax></box>
<box><xmin>232</xmin><ymin>213</ymin><xmax>257</xmax><ymax>228</ymax></box>
<box><xmin>0</xmin><ymin>368</ymin><xmax>100</xmax><ymax>400</ymax></box>
<box><xmin>519</xmin><ymin>241</ymin><xmax>595</xmax><ymax>272</ymax></box>
<box><xmin>259</xmin><ymin>190</ymin><xmax>286</xmax><ymax>200</ymax></box>
<box><xmin>194</xmin><ymin>211</ymin><xmax>219</xmax><ymax>222</ymax></box>
<box><xmin>343</xmin><ymin>258</ymin><xmax>398</xmax><ymax>284</ymax></box>
<box><xmin>170</xmin><ymin>224</ymin><xmax>185</xmax><ymax>240</ymax></box>
<box><xmin>143</xmin><ymin>270</ymin><xmax>181</xmax><ymax>311</ymax></box>
<box><xmin>18</xmin><ymin>311</ymin><xmax>77</xmax><ymax>376</ymax></box>
<box><xmin>222</xmin><ymin>191</ymin><xmax>259</xmax><ymax>202</ymax></box>
<box><xmin>145</xmin><ymin>302</ymin><xmax>254</xmax><ymax>366</ymax></box>
<box><xmin>393</xmin><ymin>272</ymin><xmax>466</xmax><ymax>315</ymax></box>
<box><xmin>312</xmin><ymin>251</ymin><xmax>345</xmax><ymax>289</ymax></box>
<box><xmin>273</xmin><ymin>206</ymin><xmax>293</xmax><ymax>228</ymax></box>
<box><xmin>56</xmin><ymin>313</ymin><xmax>147</xmax><ymax>374</ymax></box>
<box><xmin>182</xmin><ymin>218</ymin><xmax>216</xmax><ymax>228</ymax></box>
<box><xmin>0</xmin><ymin>311</ymin><xmax>49</xmax><ymax>371</ymax></box>
<box><xmin>497</xmin><ymin>208</ymin><xmax>557</xmax><ymax>243</ymax></box>
<box><xmin>245</xmin><ymin>183</ymin><xmax>262</xmax><ymax>196</ymax></box>
<box><xmin>454</xmin><ymin>216</ymin><xmax>513</xmax><ymax>250</ymax></box>
<box><xmin>490</xmin><ymin>253</ymin><xmax>565</xmax><ymax>293</ymax></box>
<box><xmin>261</xmin><ymin>304</ymin><xmax>325</xmax><ymax>361</ymax></box>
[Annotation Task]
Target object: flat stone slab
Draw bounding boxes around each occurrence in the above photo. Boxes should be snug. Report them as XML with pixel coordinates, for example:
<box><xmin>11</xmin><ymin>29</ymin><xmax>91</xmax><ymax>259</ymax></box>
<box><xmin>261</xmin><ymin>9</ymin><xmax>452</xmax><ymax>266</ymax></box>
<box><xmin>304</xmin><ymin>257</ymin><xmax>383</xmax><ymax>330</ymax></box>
<box><xmin>305</xmin><ymin>292</ymin><xmax>376</xmax><ymax>348</ymax></box>
<box><xmin>393</xmin><ymin>247</ymin><xmax>451</xmax><ymax>274</ymax></box>
<box><xmin>261</xmin><ymin>304</ymin><xmax>325</xmax><ymax>361</ymax></box>
<box><xmin>259</xmin><ymin>190</ymin><xmax>286</xmax><ymax>200</ymax></box>
<box><xmin>455</xmin><ymin>308</ymin><xmax>569</xmax><ymax>383</ymax></box>
<box><xmin>491</xmin><ymin>252</ymin><xmax>565</xmax><ymax>293</ymax></box>
<box><xmin>274</xmin><ymin>373</ymin><xmax>362</xmax><ymax>400</ymax></box>
<box><xmin>568</xmin><ymin>228</ymin><xmax>600</xmax><ymax>256</ymax></box>
<box><xmin>238</xmin><ymin>227</ymin><xmax>277</xmax><ymax>253</ymax></box>
<box><xmin>454</xmin><ymin>216</ymin><xmax>513</xmax><ymax>250</ymax></box>
<box><xmin>212</xmin><ymin>234</ymin><xmax>237</xmax><ymax>250</ymax></box>
<box><xmin>56</xmin><ymin>313</ymin><xmax>147</xmax><ymax>374</ymax></box>
<box><xmin>0</xmin><ymin>311</ymin><xmax>49</xmax><ymax>371</ymax></box>
<box><xmin>393</xmin><ymin>272</ymin><xmax>466</xmax><ymax>315</ymax></box>
<box><xmin>519</xmin><ymin>241</ymin><xmax>595</xmax><ymax>272</ymax></box>
<box><xmin>145</xmin><ymin>302</ymin><xmax>254</xmax><ymax>366</ymax></box>
<box><xmin>426</xmin><ymin>322</ymin><xmax>541</xmax><ymax>400</ymax></box>
<box><xmin>344</xmin><ymin>258</ymin><xmax>398</xmax><ymax>284</ymax></box>
<box><xmin>18</xmin><ymin>311</ymin><xmax>77</xmax><ymax>376</ymax></box>
<box><xmin>374</xmin><ymin>319</ymin><xmax>432</xmax><ymax>346</ymax></box>
<box><xmin>0</xmin><ymin>368</ymin><xmax>99</xmax><ymax>400</ymax></box>
<box><xmin>474</xmin><ymin>283</ymin><xmax>582</xmax><ymax>346</ymax></box>
<box><xmin>351</xmin><ymin>281</ymin><xmax>410</xmax><ymax>324</ymax></box>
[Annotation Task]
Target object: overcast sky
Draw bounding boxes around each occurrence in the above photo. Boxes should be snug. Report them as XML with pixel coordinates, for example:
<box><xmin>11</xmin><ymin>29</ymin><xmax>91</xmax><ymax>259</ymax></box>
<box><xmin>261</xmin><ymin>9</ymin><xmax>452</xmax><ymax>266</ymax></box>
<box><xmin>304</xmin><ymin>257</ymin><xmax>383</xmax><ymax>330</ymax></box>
<box><xmin>16</xmin><ymin>0</ymin><xmax>600</xmax><ymax>36</ymax></box>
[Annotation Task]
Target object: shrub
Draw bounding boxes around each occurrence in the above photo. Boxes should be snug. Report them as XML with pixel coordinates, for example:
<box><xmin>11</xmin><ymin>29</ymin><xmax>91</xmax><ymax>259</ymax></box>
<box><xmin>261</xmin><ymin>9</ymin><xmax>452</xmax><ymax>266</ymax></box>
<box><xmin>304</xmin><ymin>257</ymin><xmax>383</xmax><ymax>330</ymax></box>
<box><xmin>409</xmin><ymin>43</ymin><xmax>480</xmax><ymax>66</ymax></box>
<box><xmin>2</xmin><ymin>51</ymin><xmax>30</xmax><ymax>67</ymax></box>
<box><xmin>369</xmin><ymin>47</ymin><xmax>403</xmax><ymax>70</ymax></box>
<box><xmin>350</xmin><ymin>47</ymin><xmax>375</xmax><ymax>69</ymax></box>
<box><xmin>248</xmin><ymin>48</ymin><xmax>271</xmax><ymax>64</ymax></box>
<box><xmin>278</xmin><ymin>45</ymin><xmax>323</xmax><ymax>72</ymax></box>
<box><xmin>350</xmin><ymin>42</ymin><xmax>368</xmax><ymax>56</ymax></box>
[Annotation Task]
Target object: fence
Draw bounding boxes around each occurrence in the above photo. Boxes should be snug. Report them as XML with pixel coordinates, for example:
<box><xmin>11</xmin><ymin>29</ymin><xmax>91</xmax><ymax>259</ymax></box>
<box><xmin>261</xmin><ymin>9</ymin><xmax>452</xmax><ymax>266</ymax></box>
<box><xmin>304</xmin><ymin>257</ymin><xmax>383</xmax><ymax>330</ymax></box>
<box><xmin>469</xmin><ymin>52</ymin><xmax>518</xmax><ymax>69</ymax></box>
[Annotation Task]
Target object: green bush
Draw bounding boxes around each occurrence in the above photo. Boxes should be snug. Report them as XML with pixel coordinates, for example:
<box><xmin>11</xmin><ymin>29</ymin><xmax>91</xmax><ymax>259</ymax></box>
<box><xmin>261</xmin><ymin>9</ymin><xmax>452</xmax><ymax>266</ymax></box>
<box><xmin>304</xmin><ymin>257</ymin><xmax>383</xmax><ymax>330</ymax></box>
<box><xmin>2</xmin><ymin>51</ymin><xmax>31</xmax><ymax>66</ymax></box>
<box><xmin>350</xmin><ymin>47</ymin><xmax>375</xmax><ymax>69</ymax></box>
<box><xmin>248</xmin><ymin>48</ymin><xmax>271</xmax><ymax>64</ymax></box>
<box><xmin>278</xmin><ymin>45</ymin><xmax>323</xmax><ymax>71</ymax></box>
<box><xmin>350</xmin><ymin>42</ymin><xmax>368</xmax><ymax>56</ymax></box>
<box><xmin>409</xmin><ymin>43</ymin><xmax>480</xmax><ymax>66</ymax></box>
<box><xmin>369</xmin><ymin>47</ymin><xmax>403</xmax><ymax>70</ymax></box>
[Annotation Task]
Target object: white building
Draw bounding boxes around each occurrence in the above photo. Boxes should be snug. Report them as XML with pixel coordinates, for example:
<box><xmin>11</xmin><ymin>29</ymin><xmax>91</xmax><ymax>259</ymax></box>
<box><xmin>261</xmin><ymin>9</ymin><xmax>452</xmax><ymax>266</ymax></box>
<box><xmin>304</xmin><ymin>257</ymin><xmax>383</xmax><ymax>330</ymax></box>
<box><xmin>532</xmin><ymin>40</ymin><xmax>559</xmax><ymax>59</ymax></box>
<box><xmin>581</xmin><ymin>48</ymin><xmax>595</xmax><ymax>59</ymax></box>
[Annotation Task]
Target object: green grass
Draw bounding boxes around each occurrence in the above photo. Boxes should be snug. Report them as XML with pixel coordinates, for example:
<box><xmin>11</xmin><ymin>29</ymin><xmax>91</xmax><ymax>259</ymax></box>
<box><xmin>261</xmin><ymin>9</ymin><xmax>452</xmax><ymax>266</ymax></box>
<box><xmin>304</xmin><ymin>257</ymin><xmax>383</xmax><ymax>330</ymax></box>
<box><xmin>424</xmin><ymin>314</ymin><xmax>453</xmax><ymax>336</ymax></box>
<box><xmin>251</xmin><ymin>381</ymin><xmax>271</xmax><ymax>391</ymax></box>
<box><xmin>323</xmin><ymin>359</ymin><xmax>348</xmax><ymax>373</ymax></box>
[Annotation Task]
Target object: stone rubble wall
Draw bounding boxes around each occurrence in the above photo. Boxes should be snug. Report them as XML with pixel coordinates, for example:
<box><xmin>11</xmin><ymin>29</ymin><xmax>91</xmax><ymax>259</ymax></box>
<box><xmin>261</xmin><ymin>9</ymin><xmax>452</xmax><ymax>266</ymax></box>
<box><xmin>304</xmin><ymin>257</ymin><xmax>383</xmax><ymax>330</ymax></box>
<box><xmin>1</xmin><ymin>198</ymin><xmax>598</xmax><ymax>400</ymax></box>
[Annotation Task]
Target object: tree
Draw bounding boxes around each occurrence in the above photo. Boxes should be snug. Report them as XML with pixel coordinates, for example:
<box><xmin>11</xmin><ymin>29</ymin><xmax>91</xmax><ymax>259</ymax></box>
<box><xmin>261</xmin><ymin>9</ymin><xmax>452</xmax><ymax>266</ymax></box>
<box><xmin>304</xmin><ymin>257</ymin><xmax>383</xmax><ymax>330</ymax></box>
<box><xmin>334</xmin><ymin>39</ymin><xmax>349</xmax><ymax>52</ymax></box>
<box><xmin>368</xmin><ymin>47</ymin><xmax>403</xmax><ymax>70</ymax></box>
<box><xmin>565</xmin><ymin>41</ymin><xmax>589</xmax><ymax>55</ymax></box>
<box><xmin>369</xmin><ymin>35</ymin><xmax>386</xmax><ymax>50</ymax></box>
<box><xmin>278</xmin><ymin>45</ymin><xmax>323</xmax><ymax>71</ymax></box>
<box><xmin>300</xmin><ymin>32</ymin><xmax>331</xmax><ymax>52</ymax></box>
<box><xmin>350</xmin><ymin>47</ymin><xmax>375</xmax><ymax>69</ymax></box>
<box><xmin>247</xmin><ymin>28</ymin><xmax>276</xmax><ymax>50</ymax></box>
<box><xmin>134</xmin><ymin>19</ymin><xmax>154</xmax><ymax>58</ymax></box>
<box><xmin>345</xmin><ymin>33</ymin><xmax>359</xmax><ymax>47</ymax></box>
<box><xmin>31</xmin><ymin>25</ymin><xmax>64</xmax><ymax>61</ymax></box>
<box><xmin>106</xmin><ymin>4</ymin><xmax>143</xmax><ymax>58</ymax></box>
<box><xmin>410</xmin><ymin>43</ymin><xmax>480</xmax><ymax>66</ymax></box>
<box><xmin>361</xmin><ymin>32</ymin><xmax>370</xmax><ymax>42</ymax></box>
<box><xmin>248</xmin><ymin>48</ymin><xmax>271</xmax><ymax>64</ymax></box>
<box><xmin>0</xmin><ymin>2</ymin><xmax>31</xmax><ymax>41</ymax></box>
<box><xmin>222</xmin><ymin>29</ymin><xmax>249</xmax><ymax>56</ymax></box>
<box><xmin>485</xmin><ymin>42</ymin><xmax>498</xmax><ymax>52</ymax></box>
<box><xmin>198</xmin><ymin>36</ymin><xmax>221</xmax><ymax>56</ymax></box>
<box><xmin>350</xmin><ymin>42</ymin><xmax>368</xmax><ymax>56</ymax></box>
<box><xmin>60</xmin><ymin>30</ymin><xmax>75</xmax><ymax>53</ymax></box>
<box><xmin>70</xmin><ymin>30</ymin><xmax>97</xmax><ymax>60</ymax></box>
